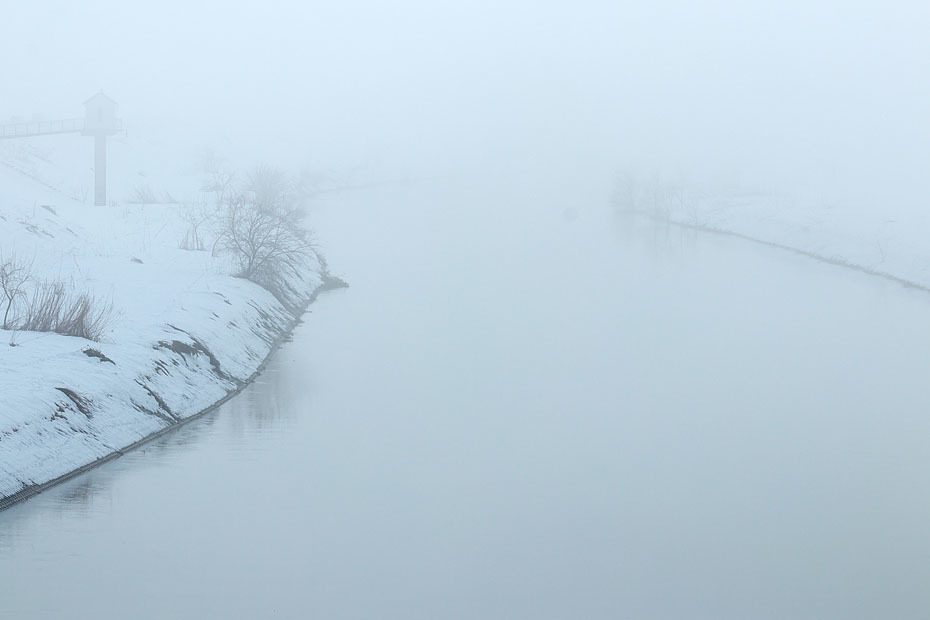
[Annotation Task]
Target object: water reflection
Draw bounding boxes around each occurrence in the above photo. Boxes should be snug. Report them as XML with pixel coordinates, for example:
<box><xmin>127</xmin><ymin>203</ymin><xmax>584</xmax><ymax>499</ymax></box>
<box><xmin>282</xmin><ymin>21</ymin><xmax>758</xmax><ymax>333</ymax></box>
<box><xmin>224</xmin><ymin>356</ymin><xmax>313</xmax><ymax>440</ymax></box>
<box><xmin>50</xmin><ymin>477</ymin><xmax>109</xmax><ymax>515</ymax></box>
<box><xmin>0</xmin><ymin>339</ymin><xmax>306</xmax><ymax>529</ymax></box>
<box><xmin>3</xmin><ymin>189</ymin><xmax>930</xmax><ymax>619</ymax></box>
<box><xmin>611</xmin><ymin>210</ymin><xmax>704</xmax><ymax>264</ymax></box>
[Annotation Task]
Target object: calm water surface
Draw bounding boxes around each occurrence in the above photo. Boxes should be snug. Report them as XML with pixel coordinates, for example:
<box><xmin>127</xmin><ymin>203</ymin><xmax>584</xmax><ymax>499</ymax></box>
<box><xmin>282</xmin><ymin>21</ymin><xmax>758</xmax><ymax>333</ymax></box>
<box><xmin>2</xmin><ymin>180</ymin><xmax>929</xmax><ymax>619</ymax></box>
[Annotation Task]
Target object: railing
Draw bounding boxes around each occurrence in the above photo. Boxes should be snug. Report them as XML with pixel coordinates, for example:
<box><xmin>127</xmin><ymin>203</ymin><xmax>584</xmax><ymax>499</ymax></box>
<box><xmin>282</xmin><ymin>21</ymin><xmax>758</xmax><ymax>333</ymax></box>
<box><xmin>0</xmin><ymin>118</ymin><xmax>85</xmax><ymax>139</ymax></box>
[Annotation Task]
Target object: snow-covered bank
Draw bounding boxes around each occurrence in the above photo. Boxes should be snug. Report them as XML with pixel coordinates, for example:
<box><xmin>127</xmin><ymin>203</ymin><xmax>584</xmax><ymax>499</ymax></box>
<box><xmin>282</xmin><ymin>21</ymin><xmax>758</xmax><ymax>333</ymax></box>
<box><xmin>0</xmin><ymin>147</ymin><xmax>342</xmax><ymax>509</ymax></box>
<box><xmin>614</xmin><ymin>180</ymin><xmax>930</xmax><ymax>293</ymax></box>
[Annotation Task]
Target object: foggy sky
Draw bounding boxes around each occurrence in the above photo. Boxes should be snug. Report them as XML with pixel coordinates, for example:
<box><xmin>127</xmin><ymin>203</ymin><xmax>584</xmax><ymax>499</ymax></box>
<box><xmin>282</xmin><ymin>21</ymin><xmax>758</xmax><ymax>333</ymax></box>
<box><xmin>2</xmin><ymin>5</ymin><xmax>930</xmax><ymax>617</ymax></box>
<box><xmin>1</xmin><ymin>1</ymin><xmax>927</xmax><ymax>203</ymax></box>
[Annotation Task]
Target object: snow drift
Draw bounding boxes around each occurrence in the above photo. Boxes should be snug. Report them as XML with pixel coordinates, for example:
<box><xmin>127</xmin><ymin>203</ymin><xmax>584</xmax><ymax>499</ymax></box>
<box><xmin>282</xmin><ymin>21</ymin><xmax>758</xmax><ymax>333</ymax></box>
<box><xmin>0</xmin><ymin>142</ymin><xmax>330</xmax><ymax>507</ymax></box>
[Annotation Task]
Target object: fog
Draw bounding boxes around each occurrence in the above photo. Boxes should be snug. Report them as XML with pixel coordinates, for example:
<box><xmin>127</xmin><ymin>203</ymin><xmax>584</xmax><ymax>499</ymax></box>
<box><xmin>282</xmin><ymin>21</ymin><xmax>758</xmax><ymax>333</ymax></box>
<box><xmin>2</xmin><ymin>2</ymin><xmax>930</xmax><ymax>618</ymax></box>
<box><xmin>3</xmin><ymin>181</ymin><xmax>930</xmax><ymax>618</ymax></box>
<box><xmin>3</xmin><ymin>1</ymin><xmax>927</xmax><ymax>201</ymax></box>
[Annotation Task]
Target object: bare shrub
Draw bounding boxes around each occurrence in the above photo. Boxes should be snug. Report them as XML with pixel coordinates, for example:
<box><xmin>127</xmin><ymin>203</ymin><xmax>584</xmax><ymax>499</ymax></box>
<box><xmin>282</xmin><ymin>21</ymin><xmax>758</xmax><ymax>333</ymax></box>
<box><xmin>127</xmin><ymin>184</ymin><xmax>159</xmax><ymax>205</ymax></box>
<box><xmin>0</xmin><ymin>251</ymin><xmax>33</xmax><ymax>330</ymax></box>
<box><xmin>18</xmin><ymin>281</ymin><xmax>117</xmax><ymax>341</ymax></box>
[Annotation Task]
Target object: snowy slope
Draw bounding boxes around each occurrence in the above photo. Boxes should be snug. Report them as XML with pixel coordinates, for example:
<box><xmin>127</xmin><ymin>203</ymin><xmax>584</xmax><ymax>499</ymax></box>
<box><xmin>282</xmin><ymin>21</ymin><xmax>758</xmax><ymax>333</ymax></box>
<box><xmin>0</xmin><ymin>143</ymin><xmax>327</xmax><ymax>506</ymax></box>
<box><xmin>614</xmin><ymin>180</ymin><xmax>930</xmax><ymax>292</ymax></box>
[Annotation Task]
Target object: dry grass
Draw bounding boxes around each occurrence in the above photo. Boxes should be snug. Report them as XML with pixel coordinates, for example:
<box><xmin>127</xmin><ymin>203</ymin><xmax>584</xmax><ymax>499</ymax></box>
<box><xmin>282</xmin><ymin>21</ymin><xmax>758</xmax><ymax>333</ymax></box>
<box><xmin>17</xmin><ymin>281</ymin><xmax>117</xmax><ymax>341</ymax></box>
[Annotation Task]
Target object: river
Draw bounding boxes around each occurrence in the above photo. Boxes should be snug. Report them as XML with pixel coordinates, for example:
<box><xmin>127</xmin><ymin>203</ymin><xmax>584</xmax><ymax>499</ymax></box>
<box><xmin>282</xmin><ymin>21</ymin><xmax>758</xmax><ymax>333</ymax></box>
<box><xmin>2</xmin><ymin>178</ymin><xmax>929</xmax><ymax>619</ymax></box>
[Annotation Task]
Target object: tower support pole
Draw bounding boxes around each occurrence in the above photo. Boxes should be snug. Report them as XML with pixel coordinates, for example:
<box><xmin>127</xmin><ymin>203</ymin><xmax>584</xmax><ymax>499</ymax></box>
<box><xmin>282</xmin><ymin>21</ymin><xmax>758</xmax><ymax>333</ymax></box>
<box><xmin>94</xmin><ymin>134</ymin><xmax>107</xmax><ymax>206</ymax></box>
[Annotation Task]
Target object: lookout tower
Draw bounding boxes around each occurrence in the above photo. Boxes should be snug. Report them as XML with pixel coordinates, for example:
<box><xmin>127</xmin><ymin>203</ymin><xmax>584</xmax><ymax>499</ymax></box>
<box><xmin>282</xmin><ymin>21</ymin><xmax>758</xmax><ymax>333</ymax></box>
<box><xmin>0</xmin><ymin>92</ymin><xmax>123</xmax><ymax>206</ymax></box>
<box><xmin>82</xmin><ymin>91</ymin><xmax>121</xmax><ymax>206</ymax></box>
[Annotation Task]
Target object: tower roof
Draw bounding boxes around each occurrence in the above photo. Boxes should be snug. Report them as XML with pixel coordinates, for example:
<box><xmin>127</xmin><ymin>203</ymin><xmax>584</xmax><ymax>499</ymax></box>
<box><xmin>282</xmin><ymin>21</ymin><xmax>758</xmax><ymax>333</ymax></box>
<box><xmin>83</xmin><ymin>91</ymin><xmax>117</xmax><ymax>107</ymax></box>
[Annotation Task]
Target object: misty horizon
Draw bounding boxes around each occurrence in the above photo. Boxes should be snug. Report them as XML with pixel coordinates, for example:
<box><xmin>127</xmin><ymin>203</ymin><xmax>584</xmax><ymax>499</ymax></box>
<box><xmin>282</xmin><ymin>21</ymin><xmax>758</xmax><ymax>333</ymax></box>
<box><xmin>1</xmin><ymin>1</ymin><xmax>925</xmax><ymax>203</ymax></box>
<box><xmin>1</xmin><ymin>2</ymin><xmax>929</xmax><ymax>618</ymax></box>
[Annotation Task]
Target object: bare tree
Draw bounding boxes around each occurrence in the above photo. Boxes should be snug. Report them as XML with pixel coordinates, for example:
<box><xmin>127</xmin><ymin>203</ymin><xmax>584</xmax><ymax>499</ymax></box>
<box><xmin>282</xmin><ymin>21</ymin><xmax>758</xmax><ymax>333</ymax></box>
<box><xmin>246</xmin><ymin>165</ymin><xmax>304</xmax><ymax>218</ymax></box>
<box><xmin>179</xmin><ymin>198</ymin><xmax>211</xmax><ymax>251</ymax></box>
<box><xmin>613</xmin><ymin>170</ymin><xmax>693</xmax><ymax>221</ymax></box>
<box><xmin>611</xmin><ymin>171</ymin><xmax>640</xmax><ymax>212</ymax></box>
<box><xmin>215</xmin><ymin>185</ymin><xmax>315</xmax><ymax>311</ymax></box>
<box><xmin>0</xmin><ymin>251</ymin><xmax>32</xmax><ymax>330</ymax></box>
<box><xmin>201</xmin><ymin>151</ymin><xmax>238</xmax><ymax>208</ymax></box>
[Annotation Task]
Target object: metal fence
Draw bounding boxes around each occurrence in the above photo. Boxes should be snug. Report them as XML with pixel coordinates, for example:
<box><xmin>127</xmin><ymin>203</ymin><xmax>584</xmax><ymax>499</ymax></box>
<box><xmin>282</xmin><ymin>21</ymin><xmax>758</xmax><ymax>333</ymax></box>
<box><xmin>0</xmin><ymin>118</ymin><xmax>85</xmax><ymax>140</ymax></box>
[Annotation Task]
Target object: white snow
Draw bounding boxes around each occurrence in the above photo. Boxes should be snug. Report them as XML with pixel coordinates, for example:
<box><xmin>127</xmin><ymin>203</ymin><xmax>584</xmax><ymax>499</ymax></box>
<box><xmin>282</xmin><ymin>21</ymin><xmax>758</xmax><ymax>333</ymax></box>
<box><xmin>0</xmin><ymin>140</ymin><xmax>324</xmax><ymax>503</ymax></box>
<box><xmin>618</xmin><ymin>181</ymin><xmax>930</xmax><ymax>292</ymax></box>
